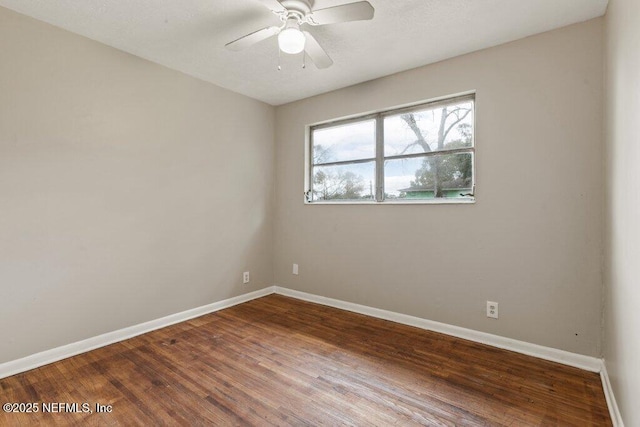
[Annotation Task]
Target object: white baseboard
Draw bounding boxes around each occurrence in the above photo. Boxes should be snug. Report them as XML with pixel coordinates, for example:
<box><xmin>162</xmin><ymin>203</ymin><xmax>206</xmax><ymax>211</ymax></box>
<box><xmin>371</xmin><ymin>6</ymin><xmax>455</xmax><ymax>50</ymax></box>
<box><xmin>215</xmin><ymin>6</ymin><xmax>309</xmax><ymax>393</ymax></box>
<box><xmin>0</xmin><ymin>286</ymin><xmax>276</xmax><ymax>380</ymax></box>
<box><xmin>1</xmin><ymin>284</ymin><xmax>621</xmax><ymax>425</ymax></box>
<box><xmin>0</xmin><ymin>285</ymin><xmax>601</xmax><ymax>378</ymax></box>
<box><xmin>273</xmin><ymin>286</ymin><xmax>602</xmax><ymax>373</ymax></box>
<box><xmin>275</xmin><ymin>288</ymin><xmax>627</xmax><ymax>423</ymax></box>
<box><xmin>600</xmin><ymin>360</ymin><xmax>624</xmax><ymax>427</ymax></box>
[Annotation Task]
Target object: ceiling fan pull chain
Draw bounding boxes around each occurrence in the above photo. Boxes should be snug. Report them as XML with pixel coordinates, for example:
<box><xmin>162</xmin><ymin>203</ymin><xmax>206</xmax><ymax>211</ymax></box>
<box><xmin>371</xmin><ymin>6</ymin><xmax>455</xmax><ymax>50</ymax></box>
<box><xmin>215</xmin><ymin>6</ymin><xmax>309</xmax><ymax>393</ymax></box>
<box><xmin>302</xmin><ymin>51</ymin><xmax>306</xmax><ymax>69</ymax></box>
<box><xmin>278</xmin><ymin>47</ymin><xmax>282</xmax><ymax>71</ymax></box>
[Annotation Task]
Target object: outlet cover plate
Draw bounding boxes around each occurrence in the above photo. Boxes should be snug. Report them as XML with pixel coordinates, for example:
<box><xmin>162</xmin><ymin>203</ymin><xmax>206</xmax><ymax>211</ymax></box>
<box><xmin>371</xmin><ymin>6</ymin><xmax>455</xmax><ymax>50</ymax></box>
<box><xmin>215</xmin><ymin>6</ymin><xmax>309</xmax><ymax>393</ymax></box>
<box><xmin>487</xmin><ymin>301</ymin><xmax>499</xmax><ymax>319</ymax></box>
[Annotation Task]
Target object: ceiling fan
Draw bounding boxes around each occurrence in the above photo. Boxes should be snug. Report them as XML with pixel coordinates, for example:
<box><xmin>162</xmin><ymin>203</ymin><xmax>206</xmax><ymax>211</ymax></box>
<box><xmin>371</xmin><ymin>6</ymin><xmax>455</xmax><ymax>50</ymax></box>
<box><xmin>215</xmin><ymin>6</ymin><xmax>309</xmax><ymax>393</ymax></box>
<box><xmin>225</xmin><ymin>0</ymin><xmax>375</xmax><ymax>69</ymax></box>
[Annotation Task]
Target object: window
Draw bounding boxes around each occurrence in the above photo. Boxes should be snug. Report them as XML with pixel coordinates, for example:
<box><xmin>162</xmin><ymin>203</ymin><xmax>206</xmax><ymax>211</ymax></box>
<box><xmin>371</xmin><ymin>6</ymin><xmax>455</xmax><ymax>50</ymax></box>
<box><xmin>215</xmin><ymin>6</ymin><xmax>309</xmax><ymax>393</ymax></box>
<box><xmin>307</xmin><ymin>94</ymin><xmax>475</xmax><ymax>203</ymax></box>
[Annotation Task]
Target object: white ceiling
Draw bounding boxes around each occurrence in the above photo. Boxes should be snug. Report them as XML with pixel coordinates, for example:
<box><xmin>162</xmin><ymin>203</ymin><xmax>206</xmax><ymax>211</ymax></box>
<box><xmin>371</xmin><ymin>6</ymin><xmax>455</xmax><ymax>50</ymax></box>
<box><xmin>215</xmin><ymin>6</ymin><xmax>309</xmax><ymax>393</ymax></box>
<box><xmin>0</xmin><ymin>0</ymin><xmax>608</xmax><ymax>105</ymax></box>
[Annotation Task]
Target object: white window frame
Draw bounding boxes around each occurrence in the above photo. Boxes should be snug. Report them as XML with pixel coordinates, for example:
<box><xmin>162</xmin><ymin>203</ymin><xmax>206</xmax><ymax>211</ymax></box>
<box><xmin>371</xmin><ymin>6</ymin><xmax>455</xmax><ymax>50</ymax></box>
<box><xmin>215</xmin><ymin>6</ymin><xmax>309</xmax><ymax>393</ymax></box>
<box><xmin>305</xmin><ymin>93</ymin><xmax>476</xmax><ymax>205</ymax></box>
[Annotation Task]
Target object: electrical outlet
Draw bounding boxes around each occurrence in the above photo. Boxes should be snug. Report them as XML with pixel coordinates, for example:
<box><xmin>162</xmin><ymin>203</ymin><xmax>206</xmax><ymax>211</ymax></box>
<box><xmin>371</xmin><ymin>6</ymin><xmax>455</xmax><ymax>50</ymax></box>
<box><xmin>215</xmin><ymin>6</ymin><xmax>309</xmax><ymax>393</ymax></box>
<box><xmin>487</xmin><ymin>301</ymin><xmax>499</xmax><ymax>319</ymax></box>
<box><xmin>293</xmin><ymin>263</ymin><xmax>299</xmax><ymax>275</ymax></box>
<box><xmin>243</xmin><ymin>272</ymin><xmax>250</xmax><ymax>284</ymax></box>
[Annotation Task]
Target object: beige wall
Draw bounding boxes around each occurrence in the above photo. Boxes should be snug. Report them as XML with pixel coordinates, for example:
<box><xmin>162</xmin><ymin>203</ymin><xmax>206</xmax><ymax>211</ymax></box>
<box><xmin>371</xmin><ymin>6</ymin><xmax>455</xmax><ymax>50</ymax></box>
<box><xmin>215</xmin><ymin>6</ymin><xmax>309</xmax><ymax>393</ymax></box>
<box><xmin>275</xmin><ymin>19</ymin><xmax>604</xmax><ymax>356</ymax></box>
<box><xmin>604</xmin><ymin>0</ymin><xmax>640</xmax><ymax>424</ymax></box>
<box><xmin>0</xmin><ymin>7</ymin><xmax>275</xmax><ymax>363</ymax></box>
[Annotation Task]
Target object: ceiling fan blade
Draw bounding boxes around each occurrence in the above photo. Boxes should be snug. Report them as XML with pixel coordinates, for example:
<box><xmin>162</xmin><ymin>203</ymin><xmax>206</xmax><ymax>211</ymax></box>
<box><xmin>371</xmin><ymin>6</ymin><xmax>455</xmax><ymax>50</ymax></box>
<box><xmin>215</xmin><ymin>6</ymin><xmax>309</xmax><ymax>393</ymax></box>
<box><xmin>303</xmin><ymin>31</ymin><xmax>333</xmax><ymax>69</ymax></box>
<box><xmin>256</xmin><ymin>0</ymin><xmax>287</xmax><ymax>13</ymax></box>
<box><xmin>225</xmin><ymin>26</ymin><xmax>280</xmax><ymax>51</ymax></box>
<box><xmin>307</xmin><ymin>1</ymin><xmax>374</xmax><ymax>25</ymax></box>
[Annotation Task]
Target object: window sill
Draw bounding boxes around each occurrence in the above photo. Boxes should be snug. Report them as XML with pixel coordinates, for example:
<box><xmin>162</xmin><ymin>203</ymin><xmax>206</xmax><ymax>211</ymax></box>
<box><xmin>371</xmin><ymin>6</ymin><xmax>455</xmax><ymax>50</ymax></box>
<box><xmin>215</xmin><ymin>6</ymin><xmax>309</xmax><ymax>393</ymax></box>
<box><xmin>304</xmin><ymin>198</ymin><xmax>476</xmax><ymax>205</ymax></box>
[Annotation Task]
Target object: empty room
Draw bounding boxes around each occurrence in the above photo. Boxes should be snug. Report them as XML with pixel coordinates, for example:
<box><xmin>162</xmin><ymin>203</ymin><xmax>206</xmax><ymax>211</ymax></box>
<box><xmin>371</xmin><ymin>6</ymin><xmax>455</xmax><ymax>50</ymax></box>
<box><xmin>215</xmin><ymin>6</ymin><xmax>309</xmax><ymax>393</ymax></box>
<box><xmin>0</xmin><ymin>0</ymin><xmax>637</xmax><ymax>425</ymax></box>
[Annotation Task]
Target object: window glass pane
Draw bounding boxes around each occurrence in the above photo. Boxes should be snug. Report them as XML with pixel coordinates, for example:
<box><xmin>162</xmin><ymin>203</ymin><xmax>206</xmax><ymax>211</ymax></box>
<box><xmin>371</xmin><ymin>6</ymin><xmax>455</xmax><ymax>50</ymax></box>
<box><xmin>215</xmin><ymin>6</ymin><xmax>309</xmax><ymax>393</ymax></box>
<box><xmin>384</xmin><ymin>152</ymin><xmax>473</xmax><ymax>200</ymax></box>
<box><xmin>384</xmin><ymin>100</ymin><xmax>474</xmax><ymax>156</ymax></box>
<box><xmin>312</xmin><ymin>162</ymin><xmax>375</xmax><ymax>201</ymax></box>
<box><xmin>312</xmin><ymin>120</ymin><xmax>375</xmax><ymax>164</ymax></box>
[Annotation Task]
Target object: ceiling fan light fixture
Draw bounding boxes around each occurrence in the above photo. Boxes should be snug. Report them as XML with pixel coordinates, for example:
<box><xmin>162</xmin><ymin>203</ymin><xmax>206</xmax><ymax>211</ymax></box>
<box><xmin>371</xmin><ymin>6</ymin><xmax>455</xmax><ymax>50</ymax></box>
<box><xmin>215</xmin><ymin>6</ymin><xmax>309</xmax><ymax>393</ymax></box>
<box><xmin>278</xmin><ymin>21</ymin><xmax>306</xmax><ymax>54</ymax></box>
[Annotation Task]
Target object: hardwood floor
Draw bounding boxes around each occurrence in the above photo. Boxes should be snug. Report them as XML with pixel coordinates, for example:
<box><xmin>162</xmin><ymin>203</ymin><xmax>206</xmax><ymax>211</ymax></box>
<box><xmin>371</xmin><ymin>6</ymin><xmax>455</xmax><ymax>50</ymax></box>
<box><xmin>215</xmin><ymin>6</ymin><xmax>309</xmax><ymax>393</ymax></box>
<box><xmin>0</xmin><ymin>294</ymin><xmax>611</xmax><ymax>426</ymax></box>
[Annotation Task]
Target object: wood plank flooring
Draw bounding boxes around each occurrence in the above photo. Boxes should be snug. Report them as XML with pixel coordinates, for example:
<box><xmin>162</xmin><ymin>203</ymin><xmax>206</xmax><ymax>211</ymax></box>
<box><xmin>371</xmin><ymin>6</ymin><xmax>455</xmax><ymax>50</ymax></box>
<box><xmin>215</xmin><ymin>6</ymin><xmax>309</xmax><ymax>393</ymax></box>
<box><xmin>0</xmin><ymin>294</ymin><xmax>611</xmax><ymax>426</ymax></box>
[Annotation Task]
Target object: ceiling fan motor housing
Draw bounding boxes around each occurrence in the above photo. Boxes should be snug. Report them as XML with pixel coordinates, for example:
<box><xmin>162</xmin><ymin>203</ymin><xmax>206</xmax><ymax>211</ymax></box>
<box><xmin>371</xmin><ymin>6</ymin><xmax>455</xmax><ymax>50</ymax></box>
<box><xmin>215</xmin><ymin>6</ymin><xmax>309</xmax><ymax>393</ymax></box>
<box><xmin>280</xmin><ymin>0</ymin><xmax>313</xmax><ymax>22</ymax></box>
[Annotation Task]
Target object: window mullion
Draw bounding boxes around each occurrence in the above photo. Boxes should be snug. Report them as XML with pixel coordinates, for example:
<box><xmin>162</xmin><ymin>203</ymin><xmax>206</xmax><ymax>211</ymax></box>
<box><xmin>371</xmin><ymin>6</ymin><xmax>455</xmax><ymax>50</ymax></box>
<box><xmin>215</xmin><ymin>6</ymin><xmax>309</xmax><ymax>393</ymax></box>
<box><xmin>384</xmin><ymin>147</ymin><xmax>474</xmax><ymax>162</ymax></box>
<box><xmin>313</xmin><ymin>158</ymin><xmax>376</xmax><ymax>167</ymax></box>
<box><xmin>375</xmin><ymin>114</ymin><xmax>385</xmax><ymax>202</ymax></box>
